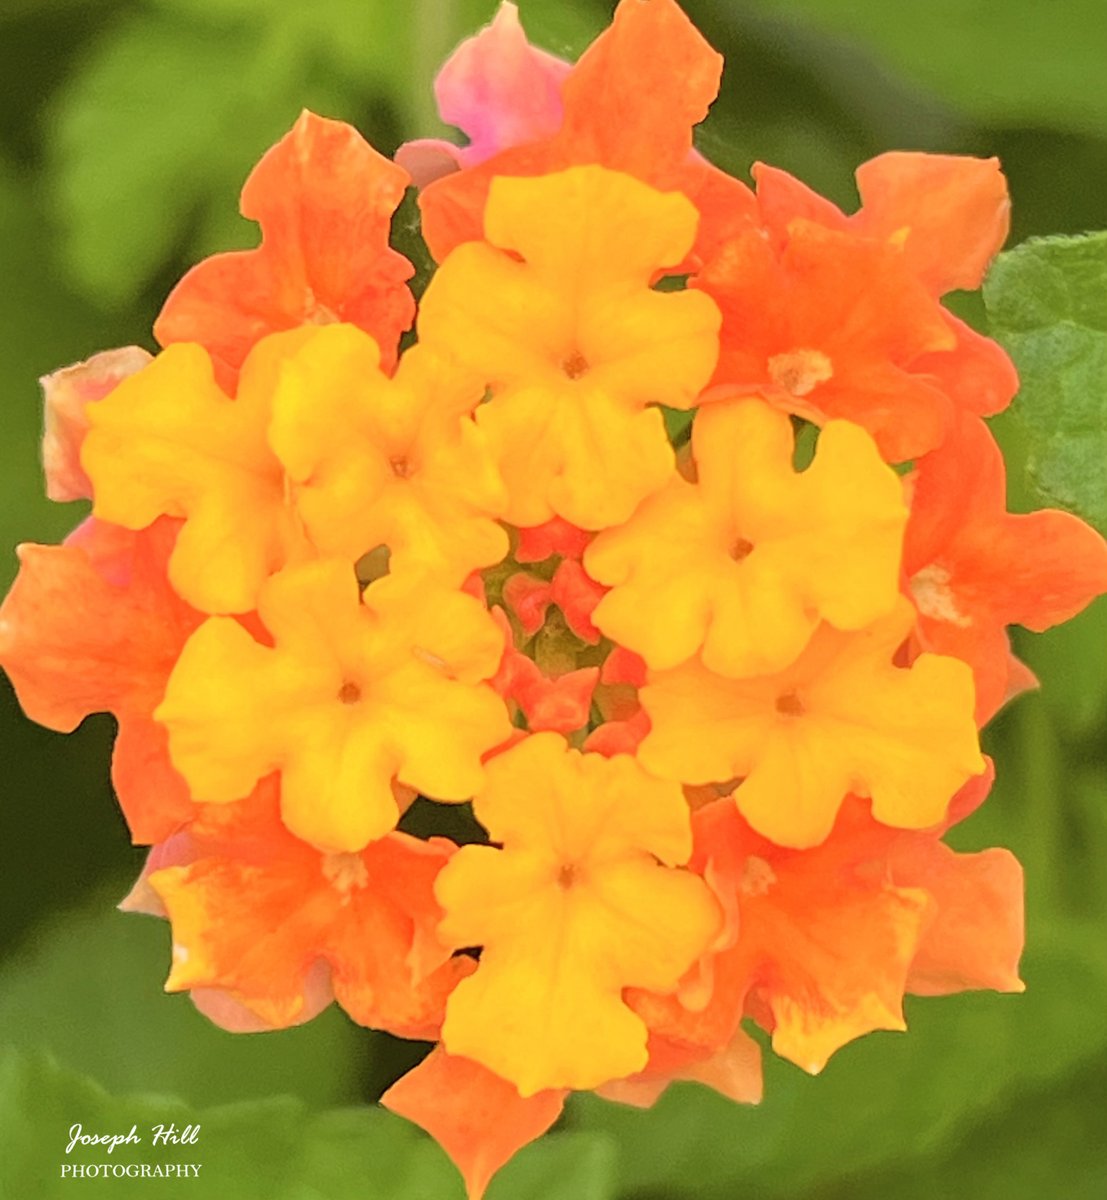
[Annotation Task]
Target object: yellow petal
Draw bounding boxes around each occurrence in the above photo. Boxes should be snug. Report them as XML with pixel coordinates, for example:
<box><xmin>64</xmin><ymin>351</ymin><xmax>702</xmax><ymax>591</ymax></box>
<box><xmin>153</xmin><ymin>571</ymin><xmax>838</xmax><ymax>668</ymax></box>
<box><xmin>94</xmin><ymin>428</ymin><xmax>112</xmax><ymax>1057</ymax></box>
<box><xmin>478</xmin><ymin>384</ymin><xmax>675</xmax><ymax>529</ymax></box>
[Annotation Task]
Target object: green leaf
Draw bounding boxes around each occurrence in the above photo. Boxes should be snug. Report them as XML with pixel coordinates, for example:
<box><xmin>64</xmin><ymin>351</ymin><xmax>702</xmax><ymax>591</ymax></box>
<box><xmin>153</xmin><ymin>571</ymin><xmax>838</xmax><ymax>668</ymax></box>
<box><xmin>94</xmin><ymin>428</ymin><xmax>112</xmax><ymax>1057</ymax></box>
<box><xmin>0</xmin><ymin>898</ymin><xmax>365</xmax><ymax>1109</ymax></box>
<box><xmin>46</xmin><ymin>9</ymin><xmax>366</xmax><ymax>307</ymax></box>
<box><xmin>0</xmin><ymin>1050</ymin><xmax>461</xmax><ymax>1200</ymax></box>
<box><xmin>0</xmin><ymin>1050</ymin><xmax>617</xmax><ymax>1200</ymax></box>
<box><xmin>983</xmin><ymin>231</ymin><xmax>1107</xmax><ymax>533</ymax></box>
<box><xmin>808</xmin><ymin>1050</ymin><xmax>1107</xmax><ymax>1200</ymax></box>
<box><xmin>0</xmin><ymin>0</ymin><xmax>106</xmax><ymax>19</ymax></box>
<box><xmin>148</xmin><ymin>0</ymin><xmax>418</xmax><ymax>105</ymax></box>
<box><xmin>488</xmin><ymin>1132</ymin><xmax>616</xmax><ymax>1200</ymax></box>
<box><xmin>748</xmin><ymin>0</ymin><xmax>1107</xmax><ymax>138</ymax></box>
<box><xmin>47</xmin><ymin>12</ymin><xmax>302</xmax><ymax>305</ymax></box>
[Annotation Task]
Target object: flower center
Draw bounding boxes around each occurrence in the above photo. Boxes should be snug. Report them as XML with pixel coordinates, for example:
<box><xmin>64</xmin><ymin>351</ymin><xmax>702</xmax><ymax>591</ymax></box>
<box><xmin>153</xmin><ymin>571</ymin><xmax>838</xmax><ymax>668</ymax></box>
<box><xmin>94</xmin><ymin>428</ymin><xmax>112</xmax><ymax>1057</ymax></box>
<box><xmin>556</xmin><ymin>863</ymin><xmax>579</xmax><ymax>890</ymax></box>
<box><xmin>730</xmin><ymin>536</ymin><xmax>754</xmax><ymax>562</ymax></box>
<box><xmin>739</xmin><ymin>855</ymin><xmax>777</xmax><ymax>897</ymax></box>
<box><xmin>321</xmin><ymin>852</ymin><xmax>369</xmax><ymax>896</ymax></box>
<box><xmin>390</xmin><ymin>455</ymin><xmax>413</xmax><ymax>479</ymax></box>
<box><xmin>562</xmin><ymin>350</ymin><xmax>589</xmax><ymax>380</ymax></box>
<box><xmin>768</xmin><ymin>348</ymin><xmax>834</xmax><ymax>398</ymax></box>
<box><xmin>337</xmin><ymin>680</ymin><xmax>362</xmax><ymax>705</ymax></box>
<box><xmin>775</xmin><ymin>689</ymin><xmax>805</xmax><ymax>717</ymax></box>
<box><xmin>910</xmin><ymin>563</ymin><xmax>971</xmax><ymax>628</ymax></box>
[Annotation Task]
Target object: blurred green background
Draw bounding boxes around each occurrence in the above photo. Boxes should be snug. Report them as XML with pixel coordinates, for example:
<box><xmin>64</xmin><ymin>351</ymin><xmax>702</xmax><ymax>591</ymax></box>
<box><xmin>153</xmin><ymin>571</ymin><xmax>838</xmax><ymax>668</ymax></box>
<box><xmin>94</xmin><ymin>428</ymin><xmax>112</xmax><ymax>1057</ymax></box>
<box><xmin>2</xmin><ymin>1</ymin><xmax>1106</xmax><ymax>1196</ymax></box>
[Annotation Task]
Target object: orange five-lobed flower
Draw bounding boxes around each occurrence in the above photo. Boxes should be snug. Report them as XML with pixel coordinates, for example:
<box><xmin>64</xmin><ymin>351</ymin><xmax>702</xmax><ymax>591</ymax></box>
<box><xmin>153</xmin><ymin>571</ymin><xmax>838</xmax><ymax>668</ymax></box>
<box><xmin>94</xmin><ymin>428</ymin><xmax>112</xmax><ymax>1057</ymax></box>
<box><xmin>2</xmin><ymin>2</ymin><xmax>1105</xmax><ymax>1198</ymax></box>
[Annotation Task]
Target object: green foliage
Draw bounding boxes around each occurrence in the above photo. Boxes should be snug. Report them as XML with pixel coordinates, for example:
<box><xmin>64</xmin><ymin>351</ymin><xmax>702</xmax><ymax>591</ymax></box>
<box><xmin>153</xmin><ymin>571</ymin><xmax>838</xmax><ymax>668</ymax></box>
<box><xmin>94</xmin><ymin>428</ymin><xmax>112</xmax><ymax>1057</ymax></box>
<box><xmin>0</xmin><ymin>159</ymin><xmax>120</xmax><ymax>589</ymax></box>
<box><xmin>0</xmin><ymin>899</ymin><xmax>366</xmax><ymax>1108</ymax></box>
<box><xmin>571</xmin><ymin>939</ymin><xmax>1107</xmax><ymax>1198</ymax></box>
<box><xmin>984</xmin><ymin>232</ymin><xmax>1107</xmax><ymax>533</ymax></box>
<box><xmin>491</xmin><ymin>1131</ymin><xmax>617</xmax><ymax>1200</ymax></box>
<box><xmin>0</xmin><ymin>1050</ymin><xmax>455</xmax><ymax>1199</ymax></box>
<box><xmin>0</xmin><ymin>1050</ymin><xmax>617</xmax><ymax>1200</ymax></box>
<box><xmin>748</xmin><ymin>0</ymin><xmax>1107</xmax><ymax>137</ymax></box>
<box><xmin>47</xmin><ymin>9</ymin><xmax>352</xmax><ymax>306</ymax></box>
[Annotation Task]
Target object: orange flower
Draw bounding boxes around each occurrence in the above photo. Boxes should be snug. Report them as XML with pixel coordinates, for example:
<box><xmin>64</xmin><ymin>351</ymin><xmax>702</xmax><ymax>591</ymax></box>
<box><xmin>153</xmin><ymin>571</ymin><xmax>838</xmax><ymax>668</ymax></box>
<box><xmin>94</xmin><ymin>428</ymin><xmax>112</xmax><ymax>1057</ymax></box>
<box><xmin>905</xmin><ymin>415</ymin><xmax>1107</xmax><ymax>722</ymax></box>
<box><xmin>750</xmin><ymin>157</ymin><xmax>1018</xmax><ymax>432</ymax></box>
<box><xmin>631</xmin><ymin>785</ymin><xmax>1022</xmax><ymax>1077</ymax></box>
<box><xmin>146</xmin><ymin>781</ymin><xmax>471</xmax><ymax>1037</ymax></box>
<box><xmin>0</xmin><ymin>519</ymin><xmax>198</xmax><ymax>843</ymax></box>
<box><xmin>155</xmin><ymin>111</ymin><xmax>414</xmax><ymax>384</ymax></box>
<box><xmin>696</xmin><ymin>219</ymin><xmax>963</xmax><ymax>462</ymax></box>
<box><xmin>755</xmin><ymin>153</ymin><xmax>1009</xmax><ymax>296</ymax></box>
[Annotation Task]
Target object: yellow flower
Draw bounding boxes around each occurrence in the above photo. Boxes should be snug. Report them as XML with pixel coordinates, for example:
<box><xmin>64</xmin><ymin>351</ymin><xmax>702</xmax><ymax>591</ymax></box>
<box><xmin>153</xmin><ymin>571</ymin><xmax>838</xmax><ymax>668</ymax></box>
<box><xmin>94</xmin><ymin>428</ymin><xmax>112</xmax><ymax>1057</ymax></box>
<box><xmin>81</xmin><ymin>334</ymin><xmax>314</xmax><ymax>614</ymax></box>
<box><xmin>417</xmin><ymin>164</ymin><xmax>721</xmax><ymax>529</ymax></box>
<box><xmin>639</xmin><ymin>599</ymin><xmax>985</xmax><ymax>848</ymax></box>
<box><xmin>156</xmin><ymin>559</ymin><xmax>511</xmax><ymax>852</ymax></box>
<box><xmin>436</xmin><ymin>732</ymin><xmax>721</xmax><ymax>1095</ymax></box>
<box><xmin>585</xmin><ymin>397</ymin><xmax>907</xmax><ymax>676</ymax></box>
<box><xmin>269</xmin><ymin>327</ymin><xmax>509</xmax><ymax>585</ymax></box>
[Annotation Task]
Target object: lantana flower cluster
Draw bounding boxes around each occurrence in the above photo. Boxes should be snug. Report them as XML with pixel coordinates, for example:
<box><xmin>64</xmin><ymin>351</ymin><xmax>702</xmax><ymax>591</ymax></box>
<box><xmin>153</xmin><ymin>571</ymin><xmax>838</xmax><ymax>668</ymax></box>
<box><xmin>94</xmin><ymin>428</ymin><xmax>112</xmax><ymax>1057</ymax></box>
<box><xmin>4</xmin><ymin>2</ymin><xmax>1107</xmax><ymax>1195</ymax></box>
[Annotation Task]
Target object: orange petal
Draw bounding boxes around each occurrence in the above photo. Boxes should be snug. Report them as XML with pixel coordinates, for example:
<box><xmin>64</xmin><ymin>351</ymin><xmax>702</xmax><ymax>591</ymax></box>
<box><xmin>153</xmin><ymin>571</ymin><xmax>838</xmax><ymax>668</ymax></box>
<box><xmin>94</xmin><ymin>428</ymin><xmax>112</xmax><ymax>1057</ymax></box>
<box><xmin>892</xmin><ymin>838</ymin><xmax>1024</xmax><ymax>996</ymax></box>
<box><xmin>514</xmin><ymin>517</ymin><xmax>592</xmax><ymax>564</ymax></box>
<box><xmin>382</xmin><ymin>1049</ymin><xmax>566</xmax><ymax>1200</ymax></box>
<box><xmin>0</xmin><ymin>519</ymin><xmax>199</xmax><ymax>843</ymax></box>
<box><xmin>155</xmin><ymin>111</ymin><xmax>414</xmax><ymax>379</ymax></box>
<box><xmin>41</xmin><ymin>347</ymin><xmax>152</xmax><ymax>502</ymax></box>
<box><xmin>854</xmin><ymin>152</ymin><xmax>1010</xmax><ymax>295</ymax></box>
<box><xmin>149</xmin><ymin>785</ymin><xmax>464</xmax><ymax>1036</ymax></box>
<box><xmin>699</xmin><ymin>222</ymin><xmax>957</xmax><ymax>462</ymax></box>
<box><xmin>909</xmin><ymin>312</ymin><xmax>1017</xmax><ymax>420</ymax></box>
<box><xmin>906</xmin><ymin>416</ymin><xmax>1107</xmax><ymax>720</ymax></box>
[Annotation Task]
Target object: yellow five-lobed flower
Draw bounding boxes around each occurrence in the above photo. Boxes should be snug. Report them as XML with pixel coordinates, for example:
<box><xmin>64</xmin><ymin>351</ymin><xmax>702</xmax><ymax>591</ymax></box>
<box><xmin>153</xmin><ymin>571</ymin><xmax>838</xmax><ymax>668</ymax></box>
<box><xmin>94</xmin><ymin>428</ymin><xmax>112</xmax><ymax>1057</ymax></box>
<box><xmin>435</xmin><ymin>733</ymin><xmax>722</xmax><ymax>1095</ymax></box>
<box><xmin>156</xmin><ymin>560</ymin><xmax>511</xmax><ymax>852</ymax></box>
<box><xmin>418</xmin><ymin>164</ymin><xmax>722</xmax><ymax>529</ymax></box>
<box><xmin>585</xmin><ymin>396</ymin><xmax>909</xmax><ymax>677</ymax></box>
